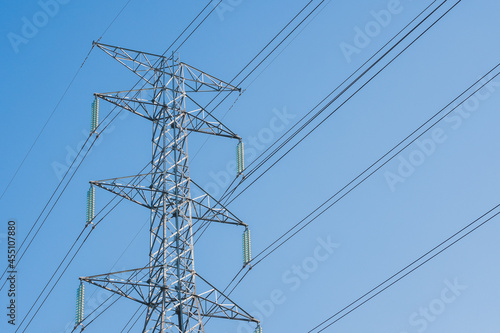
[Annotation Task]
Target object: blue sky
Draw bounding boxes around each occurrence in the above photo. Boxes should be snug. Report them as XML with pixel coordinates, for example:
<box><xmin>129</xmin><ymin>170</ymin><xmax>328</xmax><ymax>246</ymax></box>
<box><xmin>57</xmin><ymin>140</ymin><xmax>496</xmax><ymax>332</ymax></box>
<box><xmin>1</xmin><ymin>0</ymin><xmax>500</xmax><ymax>332</ymax></box>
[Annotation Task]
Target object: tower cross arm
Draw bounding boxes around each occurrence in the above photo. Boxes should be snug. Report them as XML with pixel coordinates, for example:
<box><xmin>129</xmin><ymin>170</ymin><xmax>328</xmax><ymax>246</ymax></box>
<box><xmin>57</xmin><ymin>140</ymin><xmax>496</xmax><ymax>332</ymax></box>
<box><xmin>182</xmin><ymin>93</ymin><xmax>241</xmax><ymax>139</ymax></box>
<box><xmin>80</xmin><ymin>266</ymin><xmax>153</xmax><ymax>306</ymax></box>
<box><xmin>181</xmin><ymin>62</ymin><xmax>241</xmax><ymax>93</ymax></box>
<box><xmin>195</xmin><ymin>274</ymin><xmax>259</xmax><ymax>324</ymax></box>
<box><xmin>190</xmin><ymin>179</ymin><xmax>247</xmax><ymax>228</ymax></box>
<box><xmin>94</xmin><ymin>42</ymin><xmax>241</xmax><ymax>94</ymax></box>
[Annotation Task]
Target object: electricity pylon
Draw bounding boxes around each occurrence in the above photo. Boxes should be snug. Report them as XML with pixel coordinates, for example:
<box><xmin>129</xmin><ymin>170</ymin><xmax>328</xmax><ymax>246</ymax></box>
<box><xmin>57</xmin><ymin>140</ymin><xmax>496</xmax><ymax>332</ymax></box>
<box><xmin>77</xmin><ymin>42</ymin><xmax>259</xmax><ymax>332</ymax></box>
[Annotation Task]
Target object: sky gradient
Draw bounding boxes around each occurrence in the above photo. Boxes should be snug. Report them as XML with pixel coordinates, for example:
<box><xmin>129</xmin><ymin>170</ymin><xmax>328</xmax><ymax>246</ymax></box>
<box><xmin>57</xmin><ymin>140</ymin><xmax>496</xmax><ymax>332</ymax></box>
<box><xmin>1</xmin><ymin>0</ymin><xmax>500</xmax><ymax>332</ymax></box>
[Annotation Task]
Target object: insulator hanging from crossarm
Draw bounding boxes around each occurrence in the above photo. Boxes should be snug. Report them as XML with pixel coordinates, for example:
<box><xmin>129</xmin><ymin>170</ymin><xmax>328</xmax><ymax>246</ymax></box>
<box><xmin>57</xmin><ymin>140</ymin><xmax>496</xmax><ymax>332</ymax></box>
<box><xmin>243</xmin><ymin>228</ymin><xmax>251</xmax><ymax>267</ymax></box>
<box><xmin>86</xmin><ymin>185</ymin><xmax>95</xmax><ymax>224</ymax></box>
<box><xmin>91</xmin><ymin>97</ymin><xmax>99</xmax><ymax>133</ymax></box>
<box><xmin>255</xmin><ymin>325</ymin><xmax>262</xmax><ymax>333</ymax></box>
<box><xmin>75</xmin><ymin>281</ymin><xmax>85</xmax><ymax>327</ymax></box>
<box><xmin>237</xmin><ymin>141</ymin><xmax>245</xmax><ymax>175</ymax></box>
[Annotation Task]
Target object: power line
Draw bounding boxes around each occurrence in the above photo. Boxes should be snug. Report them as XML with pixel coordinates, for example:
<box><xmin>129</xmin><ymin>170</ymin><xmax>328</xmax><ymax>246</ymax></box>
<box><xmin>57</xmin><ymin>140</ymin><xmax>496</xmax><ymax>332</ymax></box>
<box><xmin>194</xmin><ymin>0</ymin><xmax>453</xmax><ymax>244</ymax></box>
<box><xmin>208</xmin><ymin>0</ymin><xmax>321</xmax><ymax>109</ymax></box>
<box><xmin>12</xmin><ymin>0</ymin><xmax>482</xmax><ymax>330</ymax></box>
<box><xmin>0</xmin><ymin>105</ymin><xmax>127</xmax><ymax>291</ymax></box>
<box><xmin>99</xmin><ymin>0</ymin><xmax>135</xmax><ymax>41</ymax></box>
<box><xmin>73</xmin><ymin>294</ymin><xmax>122</xmax><ymax>332</ymax></box>
<box><xmin>223</xmin><ymin>0</ymin><xmax>460</xmax><ymax>207</ymax></box>
<box><xmin>126</xmin><ymin>307</ymin><xmax>147</xmax><ymax>332</ymax></box>
<box><xmin>13</xmin><ymin>3</ymin><xmax>228</xmax><ymax>329</ymax></box>
<box><xmin>16</xmin><ymin>165</ymin><xmax>153</xmax><ymax>331</ymax></box>
<box><xmin>120</xmin><ymin>304</ymin><xmax>144</xmax><ymax>332</ymax></box>
<box><xmin>243</xmin><ymin>0</ymin><xmax>333</xmax><ymax>91</ymax></box>
<box><xmin>241</xmin><ymin>0</ymin><xmax>441</xmax><ymax>175</ymax></box>
<box><xmin>190</xmin><ymin>0</ymin><xmax>331</xmax><ymax>162</ymax></box>
<box><xmin>69</xmin><ymin>42</ymin><xmax>262</xmax><ymax>333</ymax></box>
<box><xmin>252</xmin><ymin>61</ymin><xmax>498</xmax><ymax>268</ymax></box>
<box><xmin>17</xmin><ymin>229</ymin><xmax>93</xmax><ymax>332</ymax></box>
<box><xmin>0</xmin><ymin>135</ymin><xmax>95</xmax><ymax>290</ymax></box>
<box><xmin>309</xmin><ymin>205</ymin><xmax>500</xmax><ymax>332</ymax></box>
<box><xmin>0</xmin><ymin>0</ymin><xmax>221</xmax><ymax>290</ymax></box>
<box><xmin>197</xmin><ymin>0</ymin><xmax>460</xmax><ymax>316</ymax></box>
<box><xmin>215</xmin><ymin>49</ymin><xmax>498</xmax><ymax>308</ymax></box>
<box><xmin>171</xmin><ymin>0</ymin><xmax>223</xmax><ymax>54</ymax></box>
<box><xmin>192</xmin><ymin>0</ymin><xmax>335</xmax><ymax>243</ymax></box>
<box><xmin>0</xmin><ymin>0</ymin><xmax>135</xmax><ymax>202</ymax></box>
<box><xmin>72</xmin><ymin>292</ymin><xmax>118</xmax><ymax>332</ymax></box>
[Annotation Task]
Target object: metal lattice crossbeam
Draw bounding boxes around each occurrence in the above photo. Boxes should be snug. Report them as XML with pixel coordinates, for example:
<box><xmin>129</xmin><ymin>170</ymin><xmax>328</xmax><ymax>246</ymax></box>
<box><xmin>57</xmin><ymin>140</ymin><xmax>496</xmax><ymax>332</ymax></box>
<box><xmin>95</xmin><ymin>90</ymin><xmax>239</xmax><ymax>138</ymax></box>
<box><xmin>81</xmin><ymin>269</ymin><xmax>258</xmax><ymax>325</ymax></box>
<box><xmin>91</xmin><ymin>173</ymin><xmax>246</xmax><ymax>228</ymax></box>
<box><xmin>95</xmin><ymin>42</ymin><xmax>240</xmax><ymax>93</ymax></box>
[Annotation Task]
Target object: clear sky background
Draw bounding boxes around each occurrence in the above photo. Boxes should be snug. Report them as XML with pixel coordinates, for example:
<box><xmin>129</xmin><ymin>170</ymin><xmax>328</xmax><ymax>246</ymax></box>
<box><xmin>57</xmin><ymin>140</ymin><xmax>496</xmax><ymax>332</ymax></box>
<box><xmin>1</xmin><ymin>0</ymin><xmax>500</xmax><ymax>332</ymax></box>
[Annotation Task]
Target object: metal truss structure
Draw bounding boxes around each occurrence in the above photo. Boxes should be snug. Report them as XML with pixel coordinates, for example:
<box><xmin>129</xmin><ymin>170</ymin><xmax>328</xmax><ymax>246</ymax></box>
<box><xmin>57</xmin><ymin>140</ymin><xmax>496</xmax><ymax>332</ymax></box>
<box><xmin>79</xmin><ymin>42</ymin><xmax>259</xmax><ymax>332</ymax></box>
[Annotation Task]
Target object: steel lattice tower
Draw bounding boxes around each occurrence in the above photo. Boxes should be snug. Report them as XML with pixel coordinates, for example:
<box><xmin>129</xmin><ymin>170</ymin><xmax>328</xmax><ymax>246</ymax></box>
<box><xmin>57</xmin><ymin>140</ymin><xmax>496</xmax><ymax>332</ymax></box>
<box><xmin>77</xmin><ymin>42</ymin><xmax>259</xmax><ymax>332</ymax></box>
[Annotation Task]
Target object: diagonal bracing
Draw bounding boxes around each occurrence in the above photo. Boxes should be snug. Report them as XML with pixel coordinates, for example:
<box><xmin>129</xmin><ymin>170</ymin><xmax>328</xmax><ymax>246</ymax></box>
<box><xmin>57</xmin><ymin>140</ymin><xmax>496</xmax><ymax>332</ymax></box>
<box><xmin>77</xmin><ymin>43</ymin><xmax>259</xmax><ymax>333</ymax></box>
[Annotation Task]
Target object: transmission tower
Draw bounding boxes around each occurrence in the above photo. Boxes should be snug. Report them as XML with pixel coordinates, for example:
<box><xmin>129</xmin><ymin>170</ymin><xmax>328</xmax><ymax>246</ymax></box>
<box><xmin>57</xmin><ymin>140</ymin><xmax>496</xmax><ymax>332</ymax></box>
<box><xmin>75</xmin><ymin>42</ymin><xmax>260</xmax><ymax>333</ymax></box>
